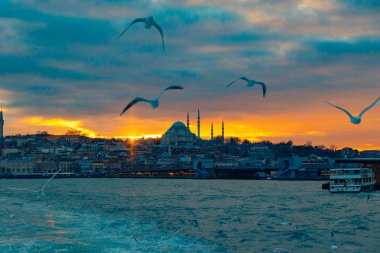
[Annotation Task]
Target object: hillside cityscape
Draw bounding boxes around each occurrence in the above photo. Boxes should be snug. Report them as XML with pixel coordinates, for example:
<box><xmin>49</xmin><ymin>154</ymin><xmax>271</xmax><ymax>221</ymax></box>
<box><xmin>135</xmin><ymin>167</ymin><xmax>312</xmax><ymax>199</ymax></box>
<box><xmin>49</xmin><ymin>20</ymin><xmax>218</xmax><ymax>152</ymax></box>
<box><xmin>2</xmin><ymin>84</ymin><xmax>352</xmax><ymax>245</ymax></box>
<box><xmin>1</xmin><ymin>109</ymin><xmax>378</xmax><ymax>180</ymax></box>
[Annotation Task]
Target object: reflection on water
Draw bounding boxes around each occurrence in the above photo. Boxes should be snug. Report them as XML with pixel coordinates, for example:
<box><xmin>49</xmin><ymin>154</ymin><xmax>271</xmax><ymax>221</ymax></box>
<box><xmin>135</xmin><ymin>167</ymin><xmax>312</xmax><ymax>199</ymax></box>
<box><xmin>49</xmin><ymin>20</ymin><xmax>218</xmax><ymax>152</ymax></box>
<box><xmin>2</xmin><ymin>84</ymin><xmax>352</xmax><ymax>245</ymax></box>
<box><xmin>0</xmin><ymin>179</ymin><xmax>379</xmax><ymax>252</ymax></box>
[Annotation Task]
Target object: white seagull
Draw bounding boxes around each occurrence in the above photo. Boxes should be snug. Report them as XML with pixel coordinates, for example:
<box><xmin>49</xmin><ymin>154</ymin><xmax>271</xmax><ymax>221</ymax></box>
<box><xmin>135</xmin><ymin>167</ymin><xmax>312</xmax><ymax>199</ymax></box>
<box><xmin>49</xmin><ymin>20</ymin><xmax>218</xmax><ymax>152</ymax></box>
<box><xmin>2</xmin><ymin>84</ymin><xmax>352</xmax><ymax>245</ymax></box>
<box><xmin>6</xmin><ymin>169</ymin><xmax>61</xmax><ymax>197</ymax></box>
<box><xmin>227</xmin><ymin>77</ymin><xmax>267</xmax><ymax>97</ymax></box>
<box><xmin>325</xmin><ymin>97</ymin><xmax>380</xmax><ymax>124</ymax></box>
<box><xmin>120</xmin><ymin>85</ymin><xmax>184</xmax><ymax>116</ymax></box>
<box><xmin>118</xmin><ymin>16</ymin><xmax>165</xmax><ymax>51</ymax></box>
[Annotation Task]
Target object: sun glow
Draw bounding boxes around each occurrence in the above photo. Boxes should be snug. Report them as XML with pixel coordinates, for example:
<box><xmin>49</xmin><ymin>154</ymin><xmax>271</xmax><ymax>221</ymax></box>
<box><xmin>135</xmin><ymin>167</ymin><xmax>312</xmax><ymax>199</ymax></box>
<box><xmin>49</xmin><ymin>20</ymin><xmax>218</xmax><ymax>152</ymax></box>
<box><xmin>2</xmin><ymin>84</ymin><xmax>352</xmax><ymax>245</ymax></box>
<box><xmin>24</xmin><ymin>116</ymin><xmax>101</xmax><ymax>138</ymax></box>
<box><xmin>113</xmin><ymin>134</ymin><xmax>162</xmax><ymax>140</ymax></box>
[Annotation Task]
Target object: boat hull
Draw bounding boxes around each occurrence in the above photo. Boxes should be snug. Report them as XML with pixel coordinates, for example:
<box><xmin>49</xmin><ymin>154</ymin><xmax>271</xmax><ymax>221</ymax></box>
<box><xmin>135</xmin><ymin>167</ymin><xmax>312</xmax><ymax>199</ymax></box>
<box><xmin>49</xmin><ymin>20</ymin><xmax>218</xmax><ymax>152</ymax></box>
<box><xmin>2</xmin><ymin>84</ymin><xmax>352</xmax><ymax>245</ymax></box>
<box><xmin>329</xmin><ymin>183</ymin><xmax>375</xmax><ymax>193</ymax></box>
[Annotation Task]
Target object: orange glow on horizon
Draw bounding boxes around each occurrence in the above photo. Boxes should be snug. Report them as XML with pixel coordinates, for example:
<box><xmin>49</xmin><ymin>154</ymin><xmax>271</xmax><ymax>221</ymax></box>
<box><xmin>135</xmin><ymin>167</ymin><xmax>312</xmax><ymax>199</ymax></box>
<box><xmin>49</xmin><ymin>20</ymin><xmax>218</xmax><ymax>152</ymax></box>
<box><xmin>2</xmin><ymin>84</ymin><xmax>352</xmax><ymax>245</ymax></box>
<box><xmin>14</xmin><ymin>108</ymin><xmax>380</xmax><ymax>151</ymax></box>
<box><xmin>113</xmin><ymin>134</ymin><xmax>162</xmax><ymax>140</ymax></box>
<box><xmin>24</xmin><ymin>116</ymin><xmax>101</xmax><ymax>138</ymax></box>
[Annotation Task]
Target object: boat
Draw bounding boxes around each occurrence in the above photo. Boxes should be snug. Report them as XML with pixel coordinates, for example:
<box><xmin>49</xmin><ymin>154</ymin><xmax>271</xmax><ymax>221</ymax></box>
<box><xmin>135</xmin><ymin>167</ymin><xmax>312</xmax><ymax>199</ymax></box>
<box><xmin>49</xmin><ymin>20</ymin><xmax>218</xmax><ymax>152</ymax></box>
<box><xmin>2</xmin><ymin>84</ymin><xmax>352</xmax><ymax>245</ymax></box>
<box><xmin>329</xmin><ymin>167</ymin><xmax>375</xmax><ymax>193</ymax></box>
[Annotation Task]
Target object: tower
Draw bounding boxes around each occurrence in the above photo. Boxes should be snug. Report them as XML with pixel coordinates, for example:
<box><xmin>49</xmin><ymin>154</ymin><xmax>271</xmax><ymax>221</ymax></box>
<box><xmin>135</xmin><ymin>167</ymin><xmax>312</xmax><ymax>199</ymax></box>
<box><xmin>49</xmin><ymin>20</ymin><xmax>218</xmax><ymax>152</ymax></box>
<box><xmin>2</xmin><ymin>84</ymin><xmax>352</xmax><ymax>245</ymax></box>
<box><xmin>222</xmin><ymin>121</ymin><xmax>224</xmax><ymax>144</ymax></box>
<box><xmin>186</xmin><ymin>112</ymin><xmax>190</xmax><ymax>130</ymax></box>
<box><xmin>197</xmin><ymin>109</ymin><xmax>200</xmax><ymax>138</ymax></box>
<box><xmin>0</xmin><ymin>106</ymin><xmax>4</xmax><ymax>139</ymax></box>
<box><xmin>211</xmin><ymin>123</ymin><xmax>214</xmax><ymax>140</ymax></box>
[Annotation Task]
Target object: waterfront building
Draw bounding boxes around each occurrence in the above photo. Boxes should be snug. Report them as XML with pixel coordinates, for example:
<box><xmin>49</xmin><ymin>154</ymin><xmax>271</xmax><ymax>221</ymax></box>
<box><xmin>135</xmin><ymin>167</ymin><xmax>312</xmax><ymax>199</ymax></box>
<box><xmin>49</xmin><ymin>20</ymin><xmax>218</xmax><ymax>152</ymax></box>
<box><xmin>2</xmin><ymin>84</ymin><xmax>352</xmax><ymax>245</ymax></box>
<box><xmin>298</xmin><ymin>155</ymin><xmax>333</xmax><ymax>179</ymax></box>
<box><xmin>250</xmin><ymin>145</ymin><xmax>275</xmax><ymax>163</ymax></box>
<box><xmin>35</xmin><ymin>161</ymin><xmax>58</xmax><ymax>173</ymax></box>
<box><xmin>78</xmin><ymin>160</ymin><xmax>94</xmax><ymax>174</ymax></box>
<box><xmin>104</xmin><ymin>161</ymin><xmax>122</xmax><ymax>171</ymax></box>
<box><xmin>1</xmin><ymin>148</ymin><xmax>22</xmax><ymax>158</ymax></box>
<box><xmin>57</xmin><ymin>160</ymin><xmax>77</xmax><ymax>173</ymax></box>
<box><xmin>157</xmin><ymin>152</ymin><xmax>176</xmax><ymax>168</ymax></box>
<box><xmin>93</xmin><ymin>161</ymin><xmax>105</xmax><ymax>173</ymax></box>
<box><xmin>0</xmin><ymin>159</ymin><xmax>34</xmax><ymax>176</ymax></box>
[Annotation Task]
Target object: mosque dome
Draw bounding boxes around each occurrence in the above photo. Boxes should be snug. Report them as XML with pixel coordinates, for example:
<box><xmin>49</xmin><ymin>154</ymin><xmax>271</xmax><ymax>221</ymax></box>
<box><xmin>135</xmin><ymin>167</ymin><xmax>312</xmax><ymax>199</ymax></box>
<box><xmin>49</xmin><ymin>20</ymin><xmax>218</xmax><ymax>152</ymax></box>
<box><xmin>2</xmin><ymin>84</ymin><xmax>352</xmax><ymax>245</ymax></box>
<box><xmin>171</xmin><ymin>121</ymin><xmax>186</xmax><ymax>128</ymax></box>
<box><xmin>161</xmin><ymin>121</ymin><xmax>198</xmax><ymax>148</ymax></box>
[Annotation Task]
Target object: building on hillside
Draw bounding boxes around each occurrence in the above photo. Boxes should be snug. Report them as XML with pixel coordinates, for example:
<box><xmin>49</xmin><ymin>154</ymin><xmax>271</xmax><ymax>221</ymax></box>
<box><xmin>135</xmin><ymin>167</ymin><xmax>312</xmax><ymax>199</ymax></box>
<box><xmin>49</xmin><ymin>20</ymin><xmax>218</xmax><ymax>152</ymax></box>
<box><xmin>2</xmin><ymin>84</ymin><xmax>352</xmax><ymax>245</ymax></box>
<box><xmin>161</xmin><ymin>121</ymin><xmax>198</xmax><ymax>148</ymax></box>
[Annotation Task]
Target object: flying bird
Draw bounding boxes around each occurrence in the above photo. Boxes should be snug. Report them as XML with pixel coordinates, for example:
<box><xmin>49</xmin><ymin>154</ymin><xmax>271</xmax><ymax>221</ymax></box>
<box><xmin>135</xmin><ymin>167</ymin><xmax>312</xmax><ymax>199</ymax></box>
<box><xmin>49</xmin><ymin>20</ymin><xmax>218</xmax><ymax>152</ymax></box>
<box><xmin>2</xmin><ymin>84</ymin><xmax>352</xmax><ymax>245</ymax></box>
<box><xmin>120</xmin><ymin>85</ymin><xmax>184</xmax><ymax>116</ymax></box>
<box><xmin>118</xmin><ymin>16</ymin><xmax>165</xmax><ymax>51</ymax></box>
<box><xmin>227</xmin><ymin>77</ymin><xmax>267</xmax><ymax>97</ymax></box>
<box><xmin>325</xmin><ymin>97</ymin><xmax>380</xmax><ymax>124</ymax></box>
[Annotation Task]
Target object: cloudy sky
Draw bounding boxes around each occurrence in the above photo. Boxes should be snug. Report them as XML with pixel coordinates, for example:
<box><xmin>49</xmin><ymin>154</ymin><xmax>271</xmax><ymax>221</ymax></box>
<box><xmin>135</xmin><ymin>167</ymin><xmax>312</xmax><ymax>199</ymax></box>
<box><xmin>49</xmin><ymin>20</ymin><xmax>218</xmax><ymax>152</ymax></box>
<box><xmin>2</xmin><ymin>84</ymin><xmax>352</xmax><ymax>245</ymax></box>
<box><xmin>0</xmin><ymin>0</ymin><xmax>379</xmax><ymax>149</ymax></box>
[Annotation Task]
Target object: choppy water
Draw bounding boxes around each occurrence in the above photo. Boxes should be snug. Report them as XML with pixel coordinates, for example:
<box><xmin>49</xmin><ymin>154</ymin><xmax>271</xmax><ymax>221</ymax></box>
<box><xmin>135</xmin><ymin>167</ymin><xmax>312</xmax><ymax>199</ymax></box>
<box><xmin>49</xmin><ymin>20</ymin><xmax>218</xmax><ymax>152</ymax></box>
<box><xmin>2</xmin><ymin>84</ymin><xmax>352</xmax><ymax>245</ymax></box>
<box><xmin>0</xmin><ymin>179</ymin><xmax>379</xmax><ymax>252</ymax></box>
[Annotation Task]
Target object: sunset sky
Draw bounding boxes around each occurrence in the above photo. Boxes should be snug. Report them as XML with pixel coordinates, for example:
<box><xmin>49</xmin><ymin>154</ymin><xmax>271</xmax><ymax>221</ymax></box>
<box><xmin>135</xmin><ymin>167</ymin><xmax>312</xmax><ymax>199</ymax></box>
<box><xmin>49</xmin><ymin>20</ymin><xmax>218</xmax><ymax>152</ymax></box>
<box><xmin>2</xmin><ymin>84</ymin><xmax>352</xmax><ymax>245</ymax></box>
<box><xmin>0</xmin><ymin>0</ymin><xmax>379</xmax><ymax>150</ymax></box>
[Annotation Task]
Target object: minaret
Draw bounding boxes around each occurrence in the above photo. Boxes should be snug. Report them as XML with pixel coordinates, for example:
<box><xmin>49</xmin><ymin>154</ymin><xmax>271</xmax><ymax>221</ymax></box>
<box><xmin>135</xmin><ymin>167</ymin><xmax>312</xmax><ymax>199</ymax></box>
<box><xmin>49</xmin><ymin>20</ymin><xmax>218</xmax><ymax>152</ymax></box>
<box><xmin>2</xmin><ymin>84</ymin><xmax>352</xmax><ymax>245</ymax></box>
<box><xmin>186</xmin><ymin>112</ymin><xmax>190</xmax><ymax>130</ymax></box>
<box><xmin>197</xmin><ymin>109</ymin><xmax>200</xmax><ymax>138</ymax></box>
<box><xmin>0</xmin><ymin>106</ymin><xmax>4</xmax><ymax>139</ymax></box>
<box><xmin>211</xmin><ymin>123</ymin><xmax>214</xmax><ymax>140</ymax></box>
<box><xmin>222</xmin><ymin>121</ymin><xmax>224</xmax><ymax>144</ymax></box>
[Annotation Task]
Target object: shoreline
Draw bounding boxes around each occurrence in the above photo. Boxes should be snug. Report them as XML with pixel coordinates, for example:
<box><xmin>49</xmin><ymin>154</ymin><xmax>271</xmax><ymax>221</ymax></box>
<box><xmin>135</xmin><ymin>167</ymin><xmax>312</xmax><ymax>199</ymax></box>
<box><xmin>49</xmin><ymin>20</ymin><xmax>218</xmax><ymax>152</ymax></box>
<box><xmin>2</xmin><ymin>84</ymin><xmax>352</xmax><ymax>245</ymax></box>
<box><xmin>0</xmin><ymin>174</ymin><xmax>327</xmax><ymax>180</ymax></box>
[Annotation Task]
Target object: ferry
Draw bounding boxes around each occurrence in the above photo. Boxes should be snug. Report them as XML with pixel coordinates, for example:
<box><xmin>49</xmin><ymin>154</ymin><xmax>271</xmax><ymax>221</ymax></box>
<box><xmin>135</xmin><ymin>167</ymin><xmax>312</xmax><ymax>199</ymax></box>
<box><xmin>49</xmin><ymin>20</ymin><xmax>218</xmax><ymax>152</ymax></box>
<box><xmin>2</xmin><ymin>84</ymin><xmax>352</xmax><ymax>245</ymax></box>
<box><xmin>329</xmin><ymin>168</ymin><xmax>375</xmax><ymax>193</ymax></box>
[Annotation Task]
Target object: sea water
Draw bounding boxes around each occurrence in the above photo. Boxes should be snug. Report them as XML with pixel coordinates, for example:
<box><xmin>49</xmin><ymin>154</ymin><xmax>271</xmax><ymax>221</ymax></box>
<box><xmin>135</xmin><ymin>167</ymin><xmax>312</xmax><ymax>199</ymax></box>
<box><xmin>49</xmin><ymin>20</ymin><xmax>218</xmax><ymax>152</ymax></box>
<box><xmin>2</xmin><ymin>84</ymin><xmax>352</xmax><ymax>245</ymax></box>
<box><xmin>0</xmin><ymin>179</ymin><xmax>379</xmax><ymax>252</ymax></box>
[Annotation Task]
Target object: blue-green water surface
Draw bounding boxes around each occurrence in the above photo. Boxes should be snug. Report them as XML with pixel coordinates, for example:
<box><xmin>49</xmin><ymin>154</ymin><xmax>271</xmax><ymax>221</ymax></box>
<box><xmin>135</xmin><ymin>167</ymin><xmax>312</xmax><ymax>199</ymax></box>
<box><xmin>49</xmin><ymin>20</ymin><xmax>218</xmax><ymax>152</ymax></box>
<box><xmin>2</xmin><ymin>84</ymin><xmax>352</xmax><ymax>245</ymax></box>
<box><xmin>1</xmin><ymin>179</ymin><xmax>379</xmax><ymax>252</ymax></box>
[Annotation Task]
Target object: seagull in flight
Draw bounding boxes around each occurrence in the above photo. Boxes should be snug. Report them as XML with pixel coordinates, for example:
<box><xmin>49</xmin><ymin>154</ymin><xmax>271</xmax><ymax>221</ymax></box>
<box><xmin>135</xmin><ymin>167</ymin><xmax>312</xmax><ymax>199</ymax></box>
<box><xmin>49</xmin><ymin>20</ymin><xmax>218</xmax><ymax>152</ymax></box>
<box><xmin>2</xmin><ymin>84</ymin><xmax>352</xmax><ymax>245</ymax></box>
<box><xmin>120</xmin><ymin>85</ymin><xmax>184</xmax><ymax>116</ymax></box>
<box><xmin>325</xmin><ymin>97</ymin><xmax>380</xmax><ymax>124</ymax></box>
<box><xmin>227</xmin><ymin>77</ymin><xmax>267</xmax><ymax>97</ymax></box>
<box><xmin>118</xmin><ymin>16</ymin><xmax>165</xmax><ymax>51</ymax></box>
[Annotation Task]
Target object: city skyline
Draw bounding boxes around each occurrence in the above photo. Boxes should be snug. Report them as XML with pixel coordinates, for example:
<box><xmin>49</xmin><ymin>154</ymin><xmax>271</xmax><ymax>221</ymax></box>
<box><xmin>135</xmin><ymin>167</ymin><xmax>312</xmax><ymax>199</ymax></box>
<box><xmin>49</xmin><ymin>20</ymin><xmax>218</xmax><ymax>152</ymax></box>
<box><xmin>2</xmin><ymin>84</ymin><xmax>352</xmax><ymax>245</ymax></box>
<box><xmin>0</xmin><ymin>109</ymin><xmax>376</xmax><ymax>152</ymax></box>
<box><xmin>0</xmin><ymin>0</ymin><xmax>380</xmax><ymax>150</ymax></box>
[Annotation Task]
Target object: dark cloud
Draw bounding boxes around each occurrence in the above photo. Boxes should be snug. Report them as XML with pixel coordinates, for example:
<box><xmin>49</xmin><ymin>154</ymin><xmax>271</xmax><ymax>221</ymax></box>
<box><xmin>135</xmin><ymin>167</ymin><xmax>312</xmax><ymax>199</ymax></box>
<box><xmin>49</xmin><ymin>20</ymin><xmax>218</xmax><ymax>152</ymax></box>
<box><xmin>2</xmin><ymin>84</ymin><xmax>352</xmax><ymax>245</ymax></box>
<box><xmin>0</xmin><ymin>0</ymin><xmax>379</xmax><ymax>121</ymax></box>
<box><xmin>28</xmin><ymin>17</ymin><xmax>114</xmax><ymax>46</ymax></box>
<box><xmin>0</xmin><ymin>56</ymin><xmax>95</xmax><ymax>79</ymax></box>
<box><xmin>341</xmin><ymin>0</ymin><xmax>380</xmax><ymax>9</ymax></box>
<box><xmin>216</xmin><ymin>32</ymin><xmax>265</xmax><ymax>44</ymax></box>
<box><xmin>313</xmin><ymin>39</ymin><xmax>380</xmax><ymax>56</ymax></box>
